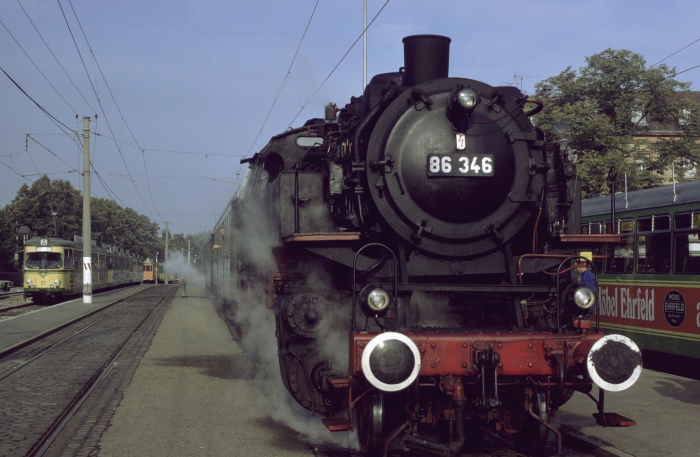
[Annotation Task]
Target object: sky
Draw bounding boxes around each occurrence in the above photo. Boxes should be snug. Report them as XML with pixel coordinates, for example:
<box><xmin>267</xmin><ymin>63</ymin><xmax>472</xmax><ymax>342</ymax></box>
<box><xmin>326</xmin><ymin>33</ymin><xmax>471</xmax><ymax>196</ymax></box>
<box><xmin>2</xmin><ymin>0</ymin><xmax>699</xmax><ymax>237</ymax></box>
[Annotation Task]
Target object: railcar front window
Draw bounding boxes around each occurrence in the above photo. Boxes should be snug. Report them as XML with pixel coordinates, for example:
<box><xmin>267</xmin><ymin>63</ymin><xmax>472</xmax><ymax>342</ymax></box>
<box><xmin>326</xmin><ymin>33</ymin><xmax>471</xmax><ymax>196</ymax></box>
<box><xmin>25</xmin><ymin>252</ymin><xmax>63</xmax><ymax>269</ymax></box>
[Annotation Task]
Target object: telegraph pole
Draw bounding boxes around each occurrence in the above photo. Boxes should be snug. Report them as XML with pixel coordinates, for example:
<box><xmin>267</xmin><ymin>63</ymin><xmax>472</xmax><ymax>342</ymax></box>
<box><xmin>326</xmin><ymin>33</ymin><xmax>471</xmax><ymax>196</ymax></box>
<box><xmin>81</xmin><ymin>116</ymin><xmax>92</xmax><ymax>304</ymax></box>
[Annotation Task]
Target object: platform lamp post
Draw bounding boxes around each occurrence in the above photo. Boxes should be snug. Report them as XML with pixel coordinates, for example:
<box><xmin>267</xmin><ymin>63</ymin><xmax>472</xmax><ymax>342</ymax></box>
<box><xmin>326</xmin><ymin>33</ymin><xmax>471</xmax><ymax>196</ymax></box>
<box><xmin>155</xmin><ymin>251</ymin><xmax>158</xmax><ymax>285</ymax></box>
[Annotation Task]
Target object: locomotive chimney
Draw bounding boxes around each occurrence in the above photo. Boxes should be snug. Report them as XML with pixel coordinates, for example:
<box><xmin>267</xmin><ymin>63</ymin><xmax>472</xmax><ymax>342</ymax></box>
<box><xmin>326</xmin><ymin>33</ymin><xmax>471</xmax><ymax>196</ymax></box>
<box><xmin>402</xmin><ymin>35</ymin><xmax>451</xmax><ymax>87</ymax></box>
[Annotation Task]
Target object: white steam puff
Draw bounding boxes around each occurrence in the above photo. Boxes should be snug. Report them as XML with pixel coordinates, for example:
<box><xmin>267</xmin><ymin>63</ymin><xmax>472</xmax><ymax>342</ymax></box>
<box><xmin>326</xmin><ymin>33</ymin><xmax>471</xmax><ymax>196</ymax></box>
<box><xmin>212</xmin><ymin>196</ymin><xmax>357</xmax><ymax>449</ymax></box>
<box><xmin>162</xmin><ymin>251</ymin><xmax>205</xmax><ymax>288</ymax></box>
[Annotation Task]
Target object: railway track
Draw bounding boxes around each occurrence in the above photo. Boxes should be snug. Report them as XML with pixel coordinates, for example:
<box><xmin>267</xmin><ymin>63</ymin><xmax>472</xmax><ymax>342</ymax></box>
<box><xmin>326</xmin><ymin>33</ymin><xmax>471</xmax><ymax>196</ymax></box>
<box><xmin>0</xmin><ymin>286</ymin><xmax>175</xmax><ymax>457</ymax></box>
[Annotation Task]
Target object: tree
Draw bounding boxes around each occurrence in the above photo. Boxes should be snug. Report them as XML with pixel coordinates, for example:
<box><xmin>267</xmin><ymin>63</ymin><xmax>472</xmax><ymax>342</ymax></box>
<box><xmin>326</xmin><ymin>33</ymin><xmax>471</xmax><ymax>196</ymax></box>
<box><xmin>0</xmin><ymin>176</ymin><xmax>168</xmax><ymax>266</ymax></box>
<box><xmin>533</xmin><ymin>49</ymin><xmax>695</xmax><ymax>196</ymax></box>
<box><xmin>0</xmin><ymin>207</ymin><xmax>19</xmax><ymax>270</ymax></box>
<box><xmin>645</xmin><ymin>95</ymin><xmax>700</xmax><ymax>177</ymax></box>
<box><xmin>4</xmin><ymin>176</ymin><xmax>82</xmax><ymax>239</ymax></box>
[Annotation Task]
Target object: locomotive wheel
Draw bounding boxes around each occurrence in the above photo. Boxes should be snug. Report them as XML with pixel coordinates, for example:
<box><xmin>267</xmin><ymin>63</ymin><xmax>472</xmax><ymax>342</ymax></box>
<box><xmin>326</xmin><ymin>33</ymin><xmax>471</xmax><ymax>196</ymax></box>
<box><xmin>358</xmin><ymin>392</ymin><xmax>385</xmax><ymax>456</ymax></box>
<box><xmin>516</xmin><ymin>389</ymin><xmax>549</xmax><ymax>456</ymax></box>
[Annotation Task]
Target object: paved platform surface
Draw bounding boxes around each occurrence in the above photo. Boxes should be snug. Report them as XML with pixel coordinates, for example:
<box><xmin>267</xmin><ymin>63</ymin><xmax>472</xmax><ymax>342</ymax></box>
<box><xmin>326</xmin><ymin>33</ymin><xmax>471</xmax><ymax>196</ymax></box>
<box><xmin>557</xmin><ymin>368</ymin><xmax>699</xmax><ymax>457</ymax></box>
<box><xmin>95</xmin><ymin>283</ymin><xmax>331</xmax><ymax>457</ymax></box>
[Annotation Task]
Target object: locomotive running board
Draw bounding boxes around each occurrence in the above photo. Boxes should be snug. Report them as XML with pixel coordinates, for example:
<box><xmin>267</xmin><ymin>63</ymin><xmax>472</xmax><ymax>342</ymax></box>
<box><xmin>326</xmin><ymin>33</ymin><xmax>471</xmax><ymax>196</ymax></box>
<box><xmin>558</xmin><ymin>234</ymin><xmax>623</xmax><ymax>245</ymax></box>
<box><xmin>590</xmin><ymin>389</ymin><xmax>636</xmax><ymax>427</ymax></box>
<box><xmin>322</xmin><ymin>417</ymin><xmax>353</xmax><ymax>431</ymax></box>
<box><xmin>593</xmin><ymin>412</ymin><xmax>636</xmax><ymax>427</ymax></box>
<box><xmin>282</xmin><ymin>232</ymin><xmax>361</xmax><ymax>244</ymax></box>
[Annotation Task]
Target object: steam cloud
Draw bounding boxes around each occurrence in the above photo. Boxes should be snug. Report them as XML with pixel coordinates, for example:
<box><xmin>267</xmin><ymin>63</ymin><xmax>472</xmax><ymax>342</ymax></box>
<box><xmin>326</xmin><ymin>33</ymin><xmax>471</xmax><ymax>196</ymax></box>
<box><xmin>210</xmin><ymin>193</ymin><xmax>357</xmax><ymax>450</ymax></box>
<box><xmin>162</xmin><ymin>251</ymin><xmax>205</xmax><ymax>289</ymax></box>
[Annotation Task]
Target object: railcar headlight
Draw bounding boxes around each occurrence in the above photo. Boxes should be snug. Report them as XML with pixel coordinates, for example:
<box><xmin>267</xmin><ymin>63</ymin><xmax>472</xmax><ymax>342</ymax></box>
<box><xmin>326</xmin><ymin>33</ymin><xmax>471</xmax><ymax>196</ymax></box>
<box><xmin>361</xmin><ymin>286</ymin><xmax>392</xmax><ymax>313</ymax></box>
<box><xmin>573</xmin><ymin>286</ymin><xmax>596</xmax><ymax>310</ymax></box>
<box><xmin>54</xmin><ymin>279</ymin><xmax>61</xmax><ymax>286</ymax></box>
<box><xmin>457</xmin><ymin>88</ymin><xmax>479</xmax><ymax>111</ymax></box>
<box><xmin>26</xmin><ymin>279</ymin><xmax>33</xmax><ymax>286</ymax></box>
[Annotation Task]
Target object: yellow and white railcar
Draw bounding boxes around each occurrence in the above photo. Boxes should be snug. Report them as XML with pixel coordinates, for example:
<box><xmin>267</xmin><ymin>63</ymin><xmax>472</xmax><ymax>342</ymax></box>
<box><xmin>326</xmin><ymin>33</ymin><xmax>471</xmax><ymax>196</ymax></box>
<box><xmin>23</xmin><ymin>236</ymin><xmax>141</xmax><ymax>303</ymax></box>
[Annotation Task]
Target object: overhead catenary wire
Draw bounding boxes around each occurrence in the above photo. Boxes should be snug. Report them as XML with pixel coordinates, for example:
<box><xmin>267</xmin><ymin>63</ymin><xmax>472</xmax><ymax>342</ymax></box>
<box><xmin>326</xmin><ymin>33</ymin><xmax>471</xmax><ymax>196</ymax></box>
<box><xmin>650</xmin><ymin>37</ymin><xmax>700</xmax><ymax>68</ymax></box>
<box><xmin>285</xmin><ymin>0</ymin><xmax>391</xmax><ymax>129</ymax></box>
<box><xmin>58</xmin><ymin>0</ymin><xmax>161</xmax><ymax>224</ymax></box>
<box><xmin>230</xmin><ymin>0</ymin><xmax>391</xmax><ymax>208</ymax></box>
<box><xmin>0</xmin><ymin>13</ymin><xmax>80</xmax><ymax>115</ymax></box>
<box><xmin>3</xmin><ymin>2</ymin><xmax>247</xmax><ymax>235</ymax></box>
<box><xmin>3</xmin><ymin>2</ymin><xmax>159</xmax><ymax>225</ymax></box>
<box><xmin>243</xmin><ymin>0</ymin><xmax>321</xmax><ymax>161</ymax></box>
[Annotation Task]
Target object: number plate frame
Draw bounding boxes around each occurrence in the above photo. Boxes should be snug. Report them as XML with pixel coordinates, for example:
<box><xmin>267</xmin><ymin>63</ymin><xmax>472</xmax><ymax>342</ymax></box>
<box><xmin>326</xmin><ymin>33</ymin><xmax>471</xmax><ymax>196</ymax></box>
<box><xmin>427</xmin><ymin>154</ymin><xmax>494</xmax><ymax>177</ymax></box>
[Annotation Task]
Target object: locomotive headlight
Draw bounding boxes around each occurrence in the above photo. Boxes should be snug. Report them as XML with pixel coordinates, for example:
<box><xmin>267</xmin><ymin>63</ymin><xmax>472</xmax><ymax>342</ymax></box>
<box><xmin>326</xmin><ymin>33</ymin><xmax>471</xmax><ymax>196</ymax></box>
<box><xmin>447</xmin><ymin>87</ymin><xmax>480</xmax><ymax>130</ymax></box>
<box><xmin>54</xmin><ymin>279</ymin><xmax>61</xmax><ymax>286</ymax></box>
<box><xmin>366</xmin><ymin>288</ymin><xmax>391</xmax><ymax>312</ymax></box>
<box><xmin>457</xmin><ymin>88</ymin><xmax>479</xmax><ymax>111</ymax></box>
<box><xmin>573</xmin><ymin>286</ymin><xmax>596</xmax><ymax>310</ymax></box>
<box><xmin>26</xmin><ymin>279</ymin><xmax>33</xmax><ymax>286</ymax></box>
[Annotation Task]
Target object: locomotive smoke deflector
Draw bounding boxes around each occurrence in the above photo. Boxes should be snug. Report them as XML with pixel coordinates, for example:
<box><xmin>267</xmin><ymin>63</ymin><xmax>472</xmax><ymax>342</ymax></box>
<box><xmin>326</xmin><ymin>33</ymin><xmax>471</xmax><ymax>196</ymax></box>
<box><xmin>402</xmin><ymin>35</ymin><xmax>451</xmax><ymax>86</ymax></box>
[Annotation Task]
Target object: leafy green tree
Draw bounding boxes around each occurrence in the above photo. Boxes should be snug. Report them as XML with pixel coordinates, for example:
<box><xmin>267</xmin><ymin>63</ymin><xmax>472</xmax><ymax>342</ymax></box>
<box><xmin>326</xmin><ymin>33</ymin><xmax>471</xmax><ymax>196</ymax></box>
<box><xmin>0</xmin><ymin>175</ymin><xmax>174</xmax><ymax>266</ymax></box>
<box><xmin>533</xmin><ymin>49</ymin><xmax>694</xmax><ymax>196</ymax></box>
<box><xmin>4</xmin><ymin>176</ymin><xmax>82</xmax><ymax>239</ymax></box>
<box><xmin>0</xmin><ymin>207</ymin><xmax>19</xmax><ymax>270</ymax></box>
<box><xmin>646</xmin><ymin>96</ymin><xmax>700</xmax><ymax>177</ymax></box>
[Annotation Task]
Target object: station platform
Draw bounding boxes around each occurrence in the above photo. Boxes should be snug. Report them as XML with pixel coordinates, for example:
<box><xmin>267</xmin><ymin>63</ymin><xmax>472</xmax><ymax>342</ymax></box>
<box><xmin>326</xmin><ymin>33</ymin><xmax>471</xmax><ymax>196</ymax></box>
<box><xmin>1</xmin><ymin>284</ymin><xmax>698</xmax><ymax>456</ymax></box>
<box><xmin>557</xmin><ymin>368</ymin><xmax>699</xmax><ymax>457</ymax></box>
<box><xmin>89</xmin><ymin>283</ymin><xmax>320</xmax><ymax>457</ymax></box>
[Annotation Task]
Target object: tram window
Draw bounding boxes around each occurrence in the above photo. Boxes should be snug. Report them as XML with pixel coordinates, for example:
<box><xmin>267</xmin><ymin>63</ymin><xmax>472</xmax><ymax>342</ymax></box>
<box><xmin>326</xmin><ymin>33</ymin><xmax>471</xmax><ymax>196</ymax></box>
<box><xmin>607</xmin><ymin>219</ymin><xmax>635</xmax><ymax>273</ymax></box>
<box><xmin>637</xmin><ymin>216</ymin><xmax>671</xmax><ymax>274</ymax></box>
<box><xmin>675</xmin><ymin>212</ymin><xmax>692</xmax><ymax>230</ymax></box>
<box><xmin>655</xmin><ymin>215</ymin><xmax>670</xmax><ymax>231</ymax></box>
<box><xmin>637</xmin><ymin>217</ymin><xmax>652</xmax><ymax>232</ymax></box>
<box><xmin>675</xmin><ymin>233</ymin><xmax>700</xmax><ymax>273</ymax></box>
<box><xmin>581</xmin><ymin>222</ymin><xmax>602</xmax><ymax>235</ymax></box>
<box><xmin>637</xmin><ymin>235</ymin><xmax>671</xmax><ymax>274</ymax></box>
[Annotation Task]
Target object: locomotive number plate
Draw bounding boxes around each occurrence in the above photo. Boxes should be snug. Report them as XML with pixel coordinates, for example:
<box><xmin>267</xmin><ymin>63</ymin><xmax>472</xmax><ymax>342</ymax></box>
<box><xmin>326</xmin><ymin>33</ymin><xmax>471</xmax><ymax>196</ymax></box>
<box><xmin>427</xmin><ymin>154</ymin><xmax>494</xmax><ymax>177</ymax></box>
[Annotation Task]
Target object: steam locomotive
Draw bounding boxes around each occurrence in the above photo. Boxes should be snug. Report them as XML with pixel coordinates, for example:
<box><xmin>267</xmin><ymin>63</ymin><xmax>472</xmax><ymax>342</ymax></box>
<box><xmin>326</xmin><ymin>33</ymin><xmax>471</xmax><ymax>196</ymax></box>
<box><xmin>204</xmin><ymin>35</ymin><xmax>642</xmax><ymax>456</ymax></box>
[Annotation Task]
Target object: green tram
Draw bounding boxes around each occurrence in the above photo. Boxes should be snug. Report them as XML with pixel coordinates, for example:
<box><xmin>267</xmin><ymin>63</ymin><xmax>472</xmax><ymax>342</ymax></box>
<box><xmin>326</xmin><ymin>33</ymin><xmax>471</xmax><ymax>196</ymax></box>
<box><xmin>23</xmin><ymin>236</ymin><xmax>142</xmax><ymax>303</ymax></box>
<box><xmin>581</xmin><ymin>180</ymin><xmax>700</xmax><ymax>361</ymax></box>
